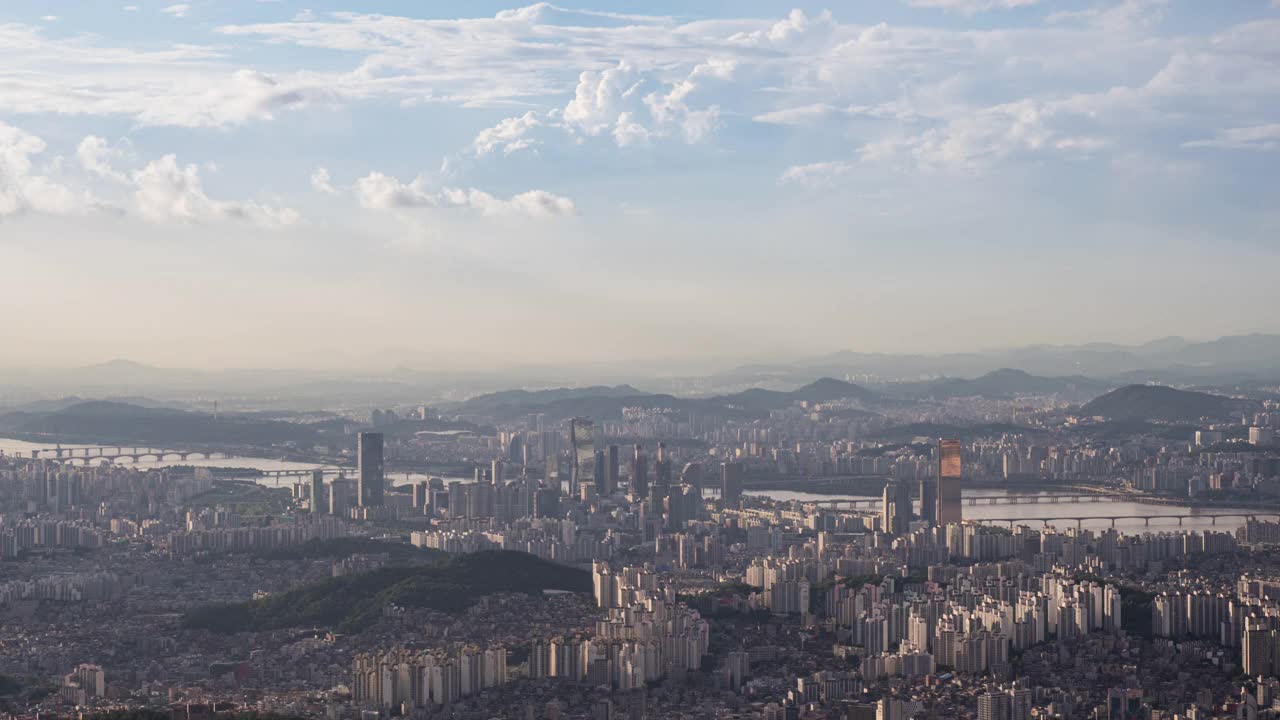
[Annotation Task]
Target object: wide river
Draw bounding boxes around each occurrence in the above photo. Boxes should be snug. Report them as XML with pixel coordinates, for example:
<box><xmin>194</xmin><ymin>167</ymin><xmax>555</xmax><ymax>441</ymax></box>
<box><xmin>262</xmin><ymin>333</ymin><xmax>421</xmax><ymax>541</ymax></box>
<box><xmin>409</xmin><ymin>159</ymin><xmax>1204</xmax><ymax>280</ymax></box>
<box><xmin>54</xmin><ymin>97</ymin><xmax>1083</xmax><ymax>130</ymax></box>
<box><xmin>746</xmin><ymin>489</ymin><xmax>1268</xmax><ymax>535</ymax></box>
<box><xmin>1</xmin><ymin>437</ymin><xmax>1263</xmax><ymax>535</ymax></box>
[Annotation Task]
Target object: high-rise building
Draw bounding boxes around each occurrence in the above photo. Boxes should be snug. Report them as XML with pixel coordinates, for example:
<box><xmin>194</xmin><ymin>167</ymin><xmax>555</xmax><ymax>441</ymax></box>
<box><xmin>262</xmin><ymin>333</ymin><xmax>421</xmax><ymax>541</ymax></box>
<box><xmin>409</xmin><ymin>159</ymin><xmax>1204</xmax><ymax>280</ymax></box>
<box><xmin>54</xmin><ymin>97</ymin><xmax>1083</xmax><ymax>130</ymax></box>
<box><xmin>310</xmin><ymin>469</ymin><xmax>325</xmax><ymax>513</ymax></box>
<box><xmin>883</xmin><ymin>480</ymin><xmax>911</xmax><ymax>535</ymax></box>
<box><xmin>721</xmin><ymin>461</ymin><xmax>744</xmax><ymax>504</ymax></box>
<box><xmin>631</xmin><ymin>444</ymin><xmax>649</xmax><ymax>496</ymax></box>
<box><xmin>654</xmin><ymin>442</ymin><xmax>672</xmax><ymax>491</ymax></box>
<box><xmin>681</xmin><ymin>462</ymin><xmax>703</xmax><ymax>492</ymax></box>
<box><xmin>357</xmin><ymin>432</ymin><xmax>385</xmax><ymax>507</ymax></box>
<box><xmin>919</xmin><ymin>475</ymin><xmax>937</xmax><ymax>528</ymax></box>
<box><xmin>978</xmin><ymin>691</ymin><xmax>1011</xmax><ymax>720</ymax></box>
<box><xmin>570</xmin><ymin>418</ymin><xmax>595</xmax><ymax>497</ymax></box>
<box><xmin>605</xmin><ymin>444</ymin><xmax>620</xmax><ymax>495</ymax></box>
<box><xmin>937</xmin><ymin>438</ymin><xmax>963</xmax><ymax>527</ymax></box>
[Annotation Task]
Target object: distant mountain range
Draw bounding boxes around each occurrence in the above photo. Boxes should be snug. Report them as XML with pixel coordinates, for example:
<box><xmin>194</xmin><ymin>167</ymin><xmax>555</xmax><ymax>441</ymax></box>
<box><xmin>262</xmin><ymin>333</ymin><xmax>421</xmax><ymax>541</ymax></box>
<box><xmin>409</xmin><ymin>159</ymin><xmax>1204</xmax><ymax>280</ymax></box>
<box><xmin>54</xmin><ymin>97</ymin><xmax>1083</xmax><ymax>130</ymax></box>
<box><xmin>881</xmin><ymin>368</ymin><xmax>1112</xmax><ymax>402</ymax></box>
<box><xmin>794</xmin><ymin>333</ymin><xmax>1280</xmax><ymax>382</ymax></box>
<box><xmin>1077</xmin><ymin>384</ymin><xmax>1261</xmax><ymax>422</ymax></box>
<box><xmin>1</xmin><ymin>333</ymin><xmax>1276</xmax><ymax>411</ymax></box>
<box><xmin>451</xmin><ymin>377</ymin><xmax>880</xmax><ymax>422</ymax></box>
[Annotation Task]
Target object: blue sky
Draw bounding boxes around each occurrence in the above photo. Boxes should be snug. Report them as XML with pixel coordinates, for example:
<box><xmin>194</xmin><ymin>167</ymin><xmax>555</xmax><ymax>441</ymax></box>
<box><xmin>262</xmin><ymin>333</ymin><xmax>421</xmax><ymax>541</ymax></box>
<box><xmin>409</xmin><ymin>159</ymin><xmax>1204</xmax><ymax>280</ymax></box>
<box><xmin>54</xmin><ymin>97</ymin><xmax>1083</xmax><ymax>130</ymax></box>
<box><xmin>0</xmin><ymin>0</ymin><xmax>1277</xmax><ymax>370</ymax></box>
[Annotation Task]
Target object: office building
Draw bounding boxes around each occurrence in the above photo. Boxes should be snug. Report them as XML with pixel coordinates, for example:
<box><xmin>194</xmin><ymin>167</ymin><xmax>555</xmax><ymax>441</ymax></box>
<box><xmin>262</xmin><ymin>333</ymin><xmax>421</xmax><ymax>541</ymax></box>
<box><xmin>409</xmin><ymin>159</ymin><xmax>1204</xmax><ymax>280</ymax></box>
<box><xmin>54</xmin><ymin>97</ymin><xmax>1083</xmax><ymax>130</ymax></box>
<box><xmin>937</xmin><ymin>438</ymin><xmax>962</xmax><ymax>527</ymax></box>
<box><xmin>570</xmin><ymin>417</ymin><xmax>595</xmax><ymax>497</ymax></box>
<box><xmin>721</xmin><ymin>461</ymin><xmax>744</xmax><ymax>504</ymax></box>
<box><xmin>357</xmin><ymin>432</ymin><xmax>385</xmax><ymax>507</ymax></box>
<box><xmin>883</xmin><ymin>480</ymin><xmax>911</xmax><ymax>535</ymax></box>
<box><xmin>631</xmin><ymin>444</ymin><xmax>649</xmax><ymax>496</ymax></box>
<box><xmin>310</xmin><ymin>469</ymin><xmax>325</xmax><ymax>513</ymax></box>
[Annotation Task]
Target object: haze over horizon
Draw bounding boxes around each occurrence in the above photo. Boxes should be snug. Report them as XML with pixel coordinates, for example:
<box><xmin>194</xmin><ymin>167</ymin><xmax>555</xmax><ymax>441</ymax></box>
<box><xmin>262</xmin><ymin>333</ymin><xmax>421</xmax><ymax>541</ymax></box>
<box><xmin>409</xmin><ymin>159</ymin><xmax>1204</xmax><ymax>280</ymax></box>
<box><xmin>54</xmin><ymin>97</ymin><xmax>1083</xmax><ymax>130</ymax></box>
<box><xmin>2</xmin><ymin>0</ymin><xmax>1278</xmax><ymax>369</ymax></box>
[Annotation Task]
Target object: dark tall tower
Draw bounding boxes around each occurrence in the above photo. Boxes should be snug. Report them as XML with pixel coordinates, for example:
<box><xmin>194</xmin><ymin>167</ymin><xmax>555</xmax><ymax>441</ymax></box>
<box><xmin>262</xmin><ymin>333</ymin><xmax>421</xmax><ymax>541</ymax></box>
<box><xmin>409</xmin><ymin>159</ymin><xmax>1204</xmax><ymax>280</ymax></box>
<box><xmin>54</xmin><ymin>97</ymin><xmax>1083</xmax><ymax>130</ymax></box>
<box><xmin>310</xmin><ymin>469</ymin><xmax>326</xmax><ymax>513</ymax></box>
<box><xmin>919</xmin><ymin>475</ymin><xmax>937</xmax><ymax>528</ymax></box>
<box><xmin>937</xmin><ymin>438</ymin><xmax>963</xmax><ymax>527</ymax></box>
<box><xmin>631</xmin><ymin>444</ymin><xmax>649</xmax><ymax>496</ymax></box>
<box><xmin>593</xmin><ymin>450</ymin><xmax>607</xmax><ymax>496</ymax></box>
<box><xmin>720</xmin><ymin>461</ymin><xmax>743</xmax><ymax>504</ymax></box>
<box><xmin>654</xmin><ymin>442</ymin><xmax>672</xmax><ymax>491</ymax></box>
<box><xmin>357</xmin><ymin>432</ymin><xmax>384</xmax><ymax>507</ymax></box>
<box><xmin>605</xmin><ymin>444</ymin><xmax>620</xmax><ymax>495</ymax></box>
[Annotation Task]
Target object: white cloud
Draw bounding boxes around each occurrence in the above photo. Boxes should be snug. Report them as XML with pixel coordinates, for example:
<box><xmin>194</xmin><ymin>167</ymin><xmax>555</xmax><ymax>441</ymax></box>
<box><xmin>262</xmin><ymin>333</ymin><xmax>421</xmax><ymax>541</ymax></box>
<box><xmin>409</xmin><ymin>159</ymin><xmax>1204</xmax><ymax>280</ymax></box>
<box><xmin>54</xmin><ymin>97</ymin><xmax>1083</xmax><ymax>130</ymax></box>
<box><xmin>729</xmin><ymin>9</ymin><xmax>834</xmax><ymax>48</ymax></box>
<box><xmin>41</xmin><ymin>15</ymin><xmax>59</xmax><ymax>22</ymax></box>
<box><xmin>355</xmin><ymin>172</ymin><xmax>436</xmax><ymax>209</ymax></box>
<box><xmin>1183</xmin><ymin>124</ymin><xmax>1280</xmax><ymax>151</ymax></box>
<box><xmin>0</xmin><ymin>122</ymin><xmax>91</xmax><ymax>217</ymax></box>
<box><xmin>563</xmin><ymin>62</ymin><xmax>644</xmax><ymax>137</ymax></box>
<box><xmin>76</xmin><ymin>136</ymin><xmax>132</xmax><ymax>183</ymax></box>
<box><xmin>310</xmin><ymin>167</ymin><xmax>339</xmax><ymax>195</ymax></box>
<box><xmin>162</xmin><ymin>4</ymin><xmax>191</xmax><ymax>18</ymax></box>
<box><xmin>356</xmin><ymin>170</ymin><xmax>575</xmax><ymax>217</ymax></box>
<box><xmin>779</xmin><ymin>160</ymin><xmax>855</xmax><ymax>186</ymax></box>
<box><xmin>123</xmin><ymin>5</ymin><xmax>139</xmax><ymax>11</ymax></box>
<box><xmin>612</xmin><ymin>112</ymin><xmax>651</xmax><ymax>147</ymax></box>
<box><xmin>441</xmin><ymin>187</ymin><xmax>576</xmax><ymax>217</ymax></box>
<box><xmin>132</xmin><ymin>154</ymin><xmax>299</xmax><ymax>227</ymax></box>
<box><xmin>471</xmin><ymin>111</ymin><xmax>543</xmax><ymax>156</ymax></box>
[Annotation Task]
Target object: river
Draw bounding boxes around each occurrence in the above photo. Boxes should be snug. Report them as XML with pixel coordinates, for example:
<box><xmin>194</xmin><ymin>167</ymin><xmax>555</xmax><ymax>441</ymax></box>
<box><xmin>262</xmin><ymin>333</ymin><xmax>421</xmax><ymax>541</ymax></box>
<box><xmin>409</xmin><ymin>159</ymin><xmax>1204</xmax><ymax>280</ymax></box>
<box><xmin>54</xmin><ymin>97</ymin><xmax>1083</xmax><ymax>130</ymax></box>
<box><xmin>0</xmin><ymin>437</ymin><xmax>461</xmax><ymax>487</ymax></box>
<box><xmin>0</xmin><ymin>437</ymin><xmax>1258</xmax><ymax>534</ymax></box>
<box><xmin>746</xmin><ymin>488</ymin><xmax>1263</xmax><ymax>535</ymax></box>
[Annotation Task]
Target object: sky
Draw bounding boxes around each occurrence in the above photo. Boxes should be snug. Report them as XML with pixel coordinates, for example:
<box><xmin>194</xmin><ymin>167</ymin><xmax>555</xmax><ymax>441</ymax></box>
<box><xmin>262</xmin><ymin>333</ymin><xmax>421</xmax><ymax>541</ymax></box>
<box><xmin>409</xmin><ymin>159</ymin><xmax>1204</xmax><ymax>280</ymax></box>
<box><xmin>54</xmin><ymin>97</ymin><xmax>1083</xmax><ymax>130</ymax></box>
<box><xmin>0</xmin><ymin>0</ymin><xmax>1277</xmax><ymax>371</ymax></box>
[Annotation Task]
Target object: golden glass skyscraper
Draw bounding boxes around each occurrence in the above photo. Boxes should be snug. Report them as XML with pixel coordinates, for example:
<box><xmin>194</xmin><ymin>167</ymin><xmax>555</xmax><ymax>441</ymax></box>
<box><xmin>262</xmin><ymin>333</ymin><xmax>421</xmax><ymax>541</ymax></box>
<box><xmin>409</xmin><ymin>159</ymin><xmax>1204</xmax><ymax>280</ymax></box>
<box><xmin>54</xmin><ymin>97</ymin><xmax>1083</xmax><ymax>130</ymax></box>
<box><xmin>936</xmin><ymin>438</ymin><xmax>963</xmax><ymax>527</ymax></box>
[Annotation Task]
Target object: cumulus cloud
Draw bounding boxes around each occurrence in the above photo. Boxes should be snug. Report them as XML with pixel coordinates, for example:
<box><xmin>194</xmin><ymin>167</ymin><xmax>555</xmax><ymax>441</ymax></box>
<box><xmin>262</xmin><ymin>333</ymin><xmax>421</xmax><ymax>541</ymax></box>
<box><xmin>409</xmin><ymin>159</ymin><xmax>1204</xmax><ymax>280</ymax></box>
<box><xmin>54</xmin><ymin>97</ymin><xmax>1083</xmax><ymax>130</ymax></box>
<box><xmin>355</xmin><ymin>170</ymin><xmax>575</xmax><ymax>218</ymax></box>
<box><xmin>310</xmin><ymin>167</ymin><xmax>339</xmax><ymax>195</ymax></box>
<box><xmin>729</xmin><ymin>9</ymin><xmax>834</xmax><ymax>48</ymax></box>
<box><xmin>0</xmin><ymin>122</ymin><xmax>91</xmax><ymax>217</ymax></box>
<box><xmin>471</xmin><ymin>111</ymin><xmax>543</xmax><ymax>156</ymax></box>
<box><xmin>355</xmin><ymin>172</ymin><xmax>436</xmax><ymax>209</ymax></box>
<box><xmin>132</xmin><ymin>154</ymin><xmax>299</xmax><ymax>227</ymax></box>
<box><xmin>76</xmin><ymin>136</ymin><xmax>132</xmax><ymax>183</ymax></box>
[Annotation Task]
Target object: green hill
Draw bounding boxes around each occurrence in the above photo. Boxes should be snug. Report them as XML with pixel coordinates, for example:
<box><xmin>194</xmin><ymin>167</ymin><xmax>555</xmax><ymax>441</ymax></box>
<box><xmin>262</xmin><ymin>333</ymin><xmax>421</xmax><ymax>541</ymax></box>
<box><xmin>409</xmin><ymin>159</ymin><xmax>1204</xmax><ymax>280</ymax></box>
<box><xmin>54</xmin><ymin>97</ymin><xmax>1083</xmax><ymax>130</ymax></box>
<box><xmin>0</xmin><ymin>401</ymin><xmax>319</xmax><ymax>446</ymax></box>
<box><xmin>182</xmin><ymin>550</ymin><xmax>590</xmax><ymax>634</ymax></box>
<box><xmin>1078</xmin><ymin>384</ymin><xmax>1256</xmax><ymax>422</ymax></box>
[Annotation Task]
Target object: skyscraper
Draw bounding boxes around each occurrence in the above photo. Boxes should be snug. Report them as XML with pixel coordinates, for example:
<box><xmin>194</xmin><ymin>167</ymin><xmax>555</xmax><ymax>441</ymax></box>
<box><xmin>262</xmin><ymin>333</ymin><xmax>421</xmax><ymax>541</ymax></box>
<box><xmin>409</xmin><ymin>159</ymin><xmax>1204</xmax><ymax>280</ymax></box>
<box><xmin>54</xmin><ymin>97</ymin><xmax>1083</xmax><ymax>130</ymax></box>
<box><xmin>310</xmin><ymin>469</ymin><xmax>325</xmax><ymax>513</ymax></box>
<box><xmin>721</xmin><ymin>461</ymin><xmax>743</xmax><ymax>504</ymax></box>
<box><xmin>654</xmin><ymin>442</ymin><xmax>672</xmax><ymax>491</ymax></box>
<box><xmin>631</xmin><ymin>444</ymin><xmax>649</xmax><ymax>497</ymax></box>
<box><xmin>357</xmin><ymin>432</ymin><xmax>384</xmax><ymax>507</ymax></box>
<box><xmin>937</xmin><ymin>438</ymin><xmax>962</xmax><ymax>527</ymax></box>
<box><xmin>883</xmin><ymin>480</ymin><xmax>911</xmax><ymax>535</ymax></box>
<box><xmin>605</xmin><ymin>444</ymin><xmax>620</xmax><ymax>495</ymax></box>
<box><xmin>570</xmin><ymin>417</ymin><xmax>595</xmax><ymax>497</ymax></box>
<box><xmin>919</xmin><ymin>475</ymin><xmax>937</xmax><ymax>528</ymax></box>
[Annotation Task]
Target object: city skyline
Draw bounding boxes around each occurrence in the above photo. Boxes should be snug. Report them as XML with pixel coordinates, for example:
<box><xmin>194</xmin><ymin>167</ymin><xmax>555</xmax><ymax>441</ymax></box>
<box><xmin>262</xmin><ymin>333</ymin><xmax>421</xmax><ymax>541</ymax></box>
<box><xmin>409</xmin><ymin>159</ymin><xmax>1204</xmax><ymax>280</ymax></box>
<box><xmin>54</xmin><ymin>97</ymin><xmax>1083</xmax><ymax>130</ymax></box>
<box><xmin>1</xmin><ymin>0</ymin><xmax>1278</xmax><ymax>369</ymax></box>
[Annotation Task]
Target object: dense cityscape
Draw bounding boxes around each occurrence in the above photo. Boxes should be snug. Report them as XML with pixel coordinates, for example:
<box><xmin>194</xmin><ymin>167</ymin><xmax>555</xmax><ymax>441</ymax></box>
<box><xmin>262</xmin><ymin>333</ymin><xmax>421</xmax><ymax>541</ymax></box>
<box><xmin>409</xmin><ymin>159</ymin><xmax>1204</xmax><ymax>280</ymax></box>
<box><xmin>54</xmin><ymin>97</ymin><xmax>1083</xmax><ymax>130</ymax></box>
<box><xmin>3</xmin><ymin>0</ymin><xmax>1279</xmax><ymax>718</ymax></box>
<box><xmin>2</xmin><ymin>363</ymin><xmax>1280</xmax><ymax>720</ymax></box>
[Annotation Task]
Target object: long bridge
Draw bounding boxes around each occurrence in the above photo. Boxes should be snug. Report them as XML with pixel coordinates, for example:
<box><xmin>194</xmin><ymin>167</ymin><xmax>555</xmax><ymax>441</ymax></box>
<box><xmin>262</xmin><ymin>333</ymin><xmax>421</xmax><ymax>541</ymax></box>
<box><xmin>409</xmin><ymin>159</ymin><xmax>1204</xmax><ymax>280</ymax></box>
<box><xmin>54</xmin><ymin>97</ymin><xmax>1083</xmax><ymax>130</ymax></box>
<box><xmin>29</xmin><ymin>446</ymin><xmax>231</xmax><ymax>464</ymax></box>
<box><xmin>808</xmin><ymin>493</ymin><xmax>1130</xmax><ymax>509</ymax></box>
<box><xmin>972</xmin><ymin>511</ymin><xmax>1280</xmax><ymax>529</ymax></box>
